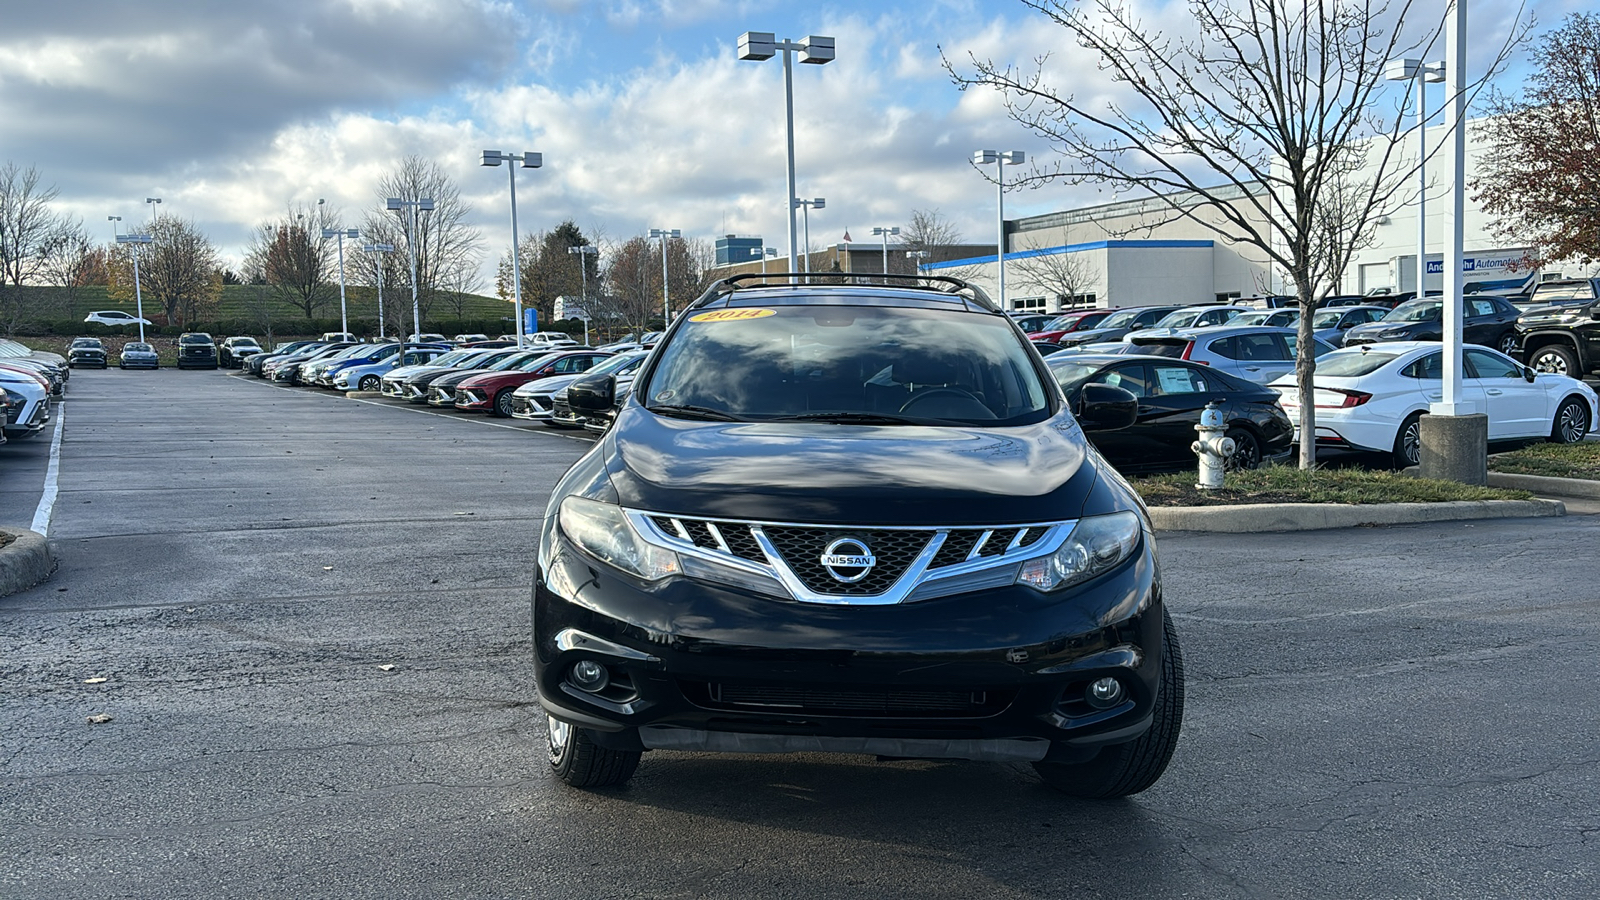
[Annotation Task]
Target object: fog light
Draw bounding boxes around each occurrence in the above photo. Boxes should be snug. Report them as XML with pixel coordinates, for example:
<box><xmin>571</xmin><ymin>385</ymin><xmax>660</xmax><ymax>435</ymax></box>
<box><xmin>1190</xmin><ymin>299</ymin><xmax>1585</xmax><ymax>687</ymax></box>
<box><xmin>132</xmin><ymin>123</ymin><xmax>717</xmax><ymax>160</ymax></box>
<box><xmin>569</xmin><ymin>660</ymin><xmax>610</xmax><ymax>693</ymax></box>
<box><xmin>1085</xmin><ymin>677</ymin><xmax>1124</xmax><ymax>710</ymax></box>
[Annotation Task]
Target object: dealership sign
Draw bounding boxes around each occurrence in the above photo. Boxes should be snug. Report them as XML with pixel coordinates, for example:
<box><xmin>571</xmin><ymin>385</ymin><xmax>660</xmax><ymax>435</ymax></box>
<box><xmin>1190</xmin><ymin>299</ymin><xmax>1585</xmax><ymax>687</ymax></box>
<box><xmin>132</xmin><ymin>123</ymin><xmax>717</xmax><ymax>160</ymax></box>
<box><xmin>1426</xmin><ymin>256</ymin><xmax>1523</xmax><ymax>275</ymax></box>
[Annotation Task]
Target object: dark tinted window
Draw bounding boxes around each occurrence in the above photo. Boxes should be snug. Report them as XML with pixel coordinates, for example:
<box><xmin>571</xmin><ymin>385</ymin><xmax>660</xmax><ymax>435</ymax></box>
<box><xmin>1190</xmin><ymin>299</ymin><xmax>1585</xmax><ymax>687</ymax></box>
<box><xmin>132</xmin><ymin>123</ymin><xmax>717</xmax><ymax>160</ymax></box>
<box><xmin>1088</xmin><ymin>364</ymin><xmax>1149</xmax><ymax>398</ymax></box>
<box><xmin>1400</xmin><ymin>352</ymin><xmax>1443</xmax><ymax>379</ymax></box>
<box><xmin>1133</xmin><ymin>308</ymin><xmax>1176</xmax><ymax>328</ymax></box>
<box><xmin>179</xmin><ymin>334</ymin><xmax>213</xmax><ymax>344</ymax></box>
<box><xmin>1465</xmin><ymin>349</ymin><xmax>1521</xmax><ymax>379</ymax></box>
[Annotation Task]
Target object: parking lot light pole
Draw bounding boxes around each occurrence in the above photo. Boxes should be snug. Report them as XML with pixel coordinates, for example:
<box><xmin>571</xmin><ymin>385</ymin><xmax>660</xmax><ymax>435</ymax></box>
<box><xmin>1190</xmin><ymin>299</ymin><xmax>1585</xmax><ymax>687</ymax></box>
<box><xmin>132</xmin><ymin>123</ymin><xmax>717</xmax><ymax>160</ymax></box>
<box><xmin>737</xmin><ymin>31</ymin><xmax>835</xmax><ymax>279</ymax></box>
<box><xmin>482</xmin><ymin>150</ymin><xmax>543</xmax><ymax>346</ymax></box>
<box><xmin>386</xmin><ymin>196</ymin><xmax>434</xmax><ymax>341</ymax></box>
<box><xmin>871</xmin><ymin>226</ymin><xmax>900</xmax><ymax>281</ymax></box>
<box><xmin>907</xmin><ymin>249</ymin><xmax>930</xmax><ymax>275</ymax></box>
<box><xmin>107</xmin><ymin>215</ymin><xmax>121</xmax><ymax>245</ymax></box>
<box><xmin>648</xmin><ymin>228</ymin><xmax>680</xmax><ymax>323</ymax></box>
<box><xmin>321</xmin><ymin>226</ymin><xmax>360</xmax><ymax>339</ymax></box>
<box><xmin>145</xmin><ymin>197</ymin><xmax>161</xmax><ymax>223</ymax></box>
<box><xmin>115</xmin><ymin>233</ymin><xmax>153</xmax><ymax>342</ymax></box>
<box><xmin>1385</xmin><ymin>58</ymin><xmax>1445</xmax><ymax>296</ymax></box>
<box><xmin>362</xmin><ymin>243</ymin><xmax>394</xmax><ymax>340</ymax></box>
<box><xmin>795</xmin><ymin>198</ymin><xmax>824</xmax><ymax>275</ymax></box>
<box><xmin>568</xmin><ymin>245</ymin><xmax>598</xmax><ymax>345</ymax></box>
<box><xmin>973</xmin><ymin>150</ymin><xmax>1025</xmax><ymax>307</ymax></box>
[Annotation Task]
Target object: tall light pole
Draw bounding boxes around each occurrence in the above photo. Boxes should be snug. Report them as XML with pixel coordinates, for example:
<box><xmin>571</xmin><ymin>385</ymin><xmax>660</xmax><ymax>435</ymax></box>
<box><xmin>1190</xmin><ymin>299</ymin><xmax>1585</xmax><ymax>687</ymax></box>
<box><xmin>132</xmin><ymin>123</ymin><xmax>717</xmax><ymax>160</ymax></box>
<box><xmin>107</xmin><ymin>215</ymin><xmax>121</xmax><ymax>245</ymax></box>
<box><xmin>1385</xmin><ymin>58</ymin><xmax>1445</xmax><ymax>296</ymax></box>
<box><xmin>321</xmin><ymin>225</ymin><xmax>360</xmax><ymax>338</ymax></box>
<box><xmin>115</xmin><ymin>233</ymin><xmax>153</xmax><ymax>343</ymax></box>
<box><xmin>648</xmin><ymin>228</ymin><xmax>680</xmax><ymax>323</ymax></box>
<box><xmin>737</xmin><ymin>31</ymin><xmax>835</xmax><ymax>279</ymax></box>
<box><xmin>145</xmin><ymin>197</ymin><xmax>161</xmax><ymax>223</ymax></box>
<box><xmin>795</xmin><ymin>198</ymin><xmax>824</xmax><ymax>275</ymax></box>
<box><xmin>482</xmin><ymin>150</ymin><xmax>543</xmax><ymax>346</ymax></box>
<box><xmin>871</xmin><ymin>226</ymin><xmax>900</xmax><ymax>281</ymax></box>
<box><xmin>362</xmin><ymin>243</ymin><xmax>394</xmax><ymax>340</ymax></box>
<box><xmin>568</xmin><ymin>244</ymin><xmax>598</xmax><ymax>345</ymax></box>
<box><xmin>973</xmin><ymin>150</ymin><xmax>1025</xmax><ymax>307</ymax></box>
<box><xmin>386</xmin><ymin>196</ymin><xmax>435</xmax><ymax>341</ymax></box>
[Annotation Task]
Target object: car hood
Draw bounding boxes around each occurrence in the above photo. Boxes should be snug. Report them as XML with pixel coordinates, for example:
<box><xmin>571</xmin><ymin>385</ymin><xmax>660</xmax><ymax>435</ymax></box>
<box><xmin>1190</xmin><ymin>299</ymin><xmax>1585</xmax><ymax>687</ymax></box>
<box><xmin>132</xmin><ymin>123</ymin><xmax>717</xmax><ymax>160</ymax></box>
<box><xmin>429</xmin><ymin>368</ymin><xmax>499</xmax><ymax>388</ymax></box>
<box><xmin>386</xmin><ymin>363</ymin><xmax>450</xmax><ymax>380</ymax></box>
<box><xmin>1345</xmin><ymin>320</ymin><xmax>1421</xmax><ymax>337</ymax></box>
<box><xmin>1517</xmin><ymin>305</ymin><xmax>1592</xmax><ymax>327</ymax></box>
<box><xmin>1061</xmin><ymin>326</ymin><xmax>1129</xmax><ymax>344</ymax></box>
<box><xmin>603</xmin><ymin>406</ymin><xmax>1098</xmax><ymax>525</ymax></box>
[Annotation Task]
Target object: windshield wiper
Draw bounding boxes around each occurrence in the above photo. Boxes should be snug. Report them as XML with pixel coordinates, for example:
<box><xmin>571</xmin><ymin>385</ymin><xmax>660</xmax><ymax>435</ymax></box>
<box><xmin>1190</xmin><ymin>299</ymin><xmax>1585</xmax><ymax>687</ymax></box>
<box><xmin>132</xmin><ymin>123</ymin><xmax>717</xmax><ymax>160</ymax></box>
<box><xmin>771</xmin><ymin>412</ymin><xmax>923</xmax><ymax>425</ymax></box>
<box><xmin>649</xmin><ymin>404</ymin><xmax>745</xmax><ymax>422</ymax></box>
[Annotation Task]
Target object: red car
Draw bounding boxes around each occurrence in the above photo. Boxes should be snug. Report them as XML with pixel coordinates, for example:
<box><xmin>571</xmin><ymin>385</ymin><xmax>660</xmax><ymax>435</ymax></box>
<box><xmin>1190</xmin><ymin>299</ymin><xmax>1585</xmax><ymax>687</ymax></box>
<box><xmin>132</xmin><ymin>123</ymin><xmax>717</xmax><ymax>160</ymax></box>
<box><xmin>453</xmin><ymin>349</ymin><xmax>613</xmax><ymax>416</ymax></box>
<box><xmin>1028</xmin><ymin>309</ymin><xmax>1113</xmax><ymax>343</ymax></box>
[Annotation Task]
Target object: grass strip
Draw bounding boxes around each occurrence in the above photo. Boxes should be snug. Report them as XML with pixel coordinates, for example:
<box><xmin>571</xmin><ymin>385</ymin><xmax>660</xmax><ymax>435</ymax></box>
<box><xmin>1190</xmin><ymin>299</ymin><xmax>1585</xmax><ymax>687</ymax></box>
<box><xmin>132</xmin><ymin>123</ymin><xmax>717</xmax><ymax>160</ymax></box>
<box><xmin>1487</xmin><ymin>442</ymin><xmax>1600</xmax><ymax>481</ymax></box>
<box><xmin>1133</xmin><ymin>465</ymin><xmax>1533</xmax><ymax>507</ymax></box>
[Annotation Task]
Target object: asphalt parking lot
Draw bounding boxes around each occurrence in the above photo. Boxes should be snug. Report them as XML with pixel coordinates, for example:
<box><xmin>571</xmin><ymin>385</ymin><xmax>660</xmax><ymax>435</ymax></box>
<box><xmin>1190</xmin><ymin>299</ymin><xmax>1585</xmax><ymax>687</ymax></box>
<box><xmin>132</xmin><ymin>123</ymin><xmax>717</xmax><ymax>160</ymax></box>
<box><xmin>3</xmin><ymin>369</ymin><xmax>1598</xmax><ymax>899</ymax></box>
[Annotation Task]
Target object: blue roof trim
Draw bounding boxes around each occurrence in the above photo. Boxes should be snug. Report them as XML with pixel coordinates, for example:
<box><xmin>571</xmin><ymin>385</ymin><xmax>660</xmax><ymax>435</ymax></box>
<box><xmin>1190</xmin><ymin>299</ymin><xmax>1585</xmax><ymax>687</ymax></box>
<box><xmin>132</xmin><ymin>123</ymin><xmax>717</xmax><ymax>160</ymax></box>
<box><xmin>924</xmin><ymin>239</ymin><xmax>1214</xmax><ymax>270</ymax></box>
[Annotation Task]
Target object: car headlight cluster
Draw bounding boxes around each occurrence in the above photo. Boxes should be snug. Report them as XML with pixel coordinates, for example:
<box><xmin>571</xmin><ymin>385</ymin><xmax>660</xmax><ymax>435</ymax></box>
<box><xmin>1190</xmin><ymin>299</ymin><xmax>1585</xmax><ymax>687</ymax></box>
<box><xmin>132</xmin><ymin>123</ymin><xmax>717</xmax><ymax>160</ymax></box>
<box><xmin>1016</xmin><ymin>511</ymin><xmax>1141</xmax><ymax>592</ymax></box>
<box><xmin>558</xmin><ymin>496</ymin><xmax>680</xmax><ymax>582</ymax></box>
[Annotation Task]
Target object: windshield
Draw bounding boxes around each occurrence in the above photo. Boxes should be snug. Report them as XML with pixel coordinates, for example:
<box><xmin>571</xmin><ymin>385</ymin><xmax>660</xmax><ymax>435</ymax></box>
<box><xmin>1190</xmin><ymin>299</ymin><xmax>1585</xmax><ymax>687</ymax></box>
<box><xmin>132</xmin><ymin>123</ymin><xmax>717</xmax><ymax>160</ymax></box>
<box><xmin>179</xmin><ymin>334</ymin><xmax>212</xmax><ymax>344</ymax></box>
<box><xmin>512</xmin><ymin>352</ymin><xmax>563</xmax><ymax>372</ymax></box>
<box><xmin>590</xmin><ymin>351</ymin><xmax>646</xmax><ymax>376</ymax></box>
<box><xmin>1312</xmin><ymin>311</ymin><xmax>1345</xmax><ymax>328</ymax></box>
<box><xmin>1045</xmin><ymin>360</ymin><xmax>1105</xmax><ymax>391</ymax></box>
<box><xmin>1097</xmin><ymin>309</ymin><xmax>1140</xmax><ymax>330</ymax></box>
<box><xmin>1232</xmin><ymin>312</ymin><xmax>1269</xmax><ymax>326</ymax></box>
<box><xmin>1386</xmin><ymin>300</ymin><xmax>1441</xmax><ymax>322</ymax></box>
<box><xmin>72</xmin><ymin>339</ymin><xmax>102</xmax><ymax>348</ymax></box>
<box><xmin>233</xmin><ymin>339</ymin><xmax>260</xmax><ymax>347</ymax></box>
<box><xmin>643</xmin><ymin>306</ymin><xmax>1052</xmax><ymax>426</ymax></box>
<box><xmin>1314</xmin><ymin>350</ymin><xmax>1401</xmax><ymax>377</ymax></box>
<box><xmin>425</xmin><ymin>350</ymin><xmax>475</xmax><ymax>367</ymax></box>
<box><xmin>126</xmin><ymin>343</ymin><xmax>153</xmax><ymax>352</ymax></box>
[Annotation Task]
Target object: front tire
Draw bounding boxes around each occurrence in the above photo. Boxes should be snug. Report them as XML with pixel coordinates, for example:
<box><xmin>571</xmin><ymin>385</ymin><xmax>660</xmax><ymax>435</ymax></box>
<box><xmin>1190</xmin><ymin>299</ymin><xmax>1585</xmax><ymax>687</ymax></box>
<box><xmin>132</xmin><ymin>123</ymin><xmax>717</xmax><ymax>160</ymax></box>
<box><xmin>1496</xmin><ymin>331</ymin><xmax>1519</xmax><ymax>357</ymax></box>
<box><xmin>1033</xmin><ymin>611</ymin><xmax>1185</xmax><ymax>799</ymax></box>
<box><xmin>359</xmin><ymin>375</ymin><xmax>380</xmax><ymax>392</ymax></box>
<box><xmin>493</xmin><ymin>389</ymin><xmax>515</xmax><ymax>418</ymax></box>
<box><xmin>1394</xmin><ymin>412</ymin><xmax>1423</xmax><ymax>468</ymax></box>
<box><xmin>547</xmin><ymin>715</ymin><xmax>641</xmax><ymax>788</ymax></box>
<box><xmin>1529</xmin><ymin>344</ymin><xmax>1580</xmax><ymax>377</ymax></box>
<box><xmin>1551</xmin><ymin>396</ymin><xmax>1591</xmax><ymax>444</ymax></box>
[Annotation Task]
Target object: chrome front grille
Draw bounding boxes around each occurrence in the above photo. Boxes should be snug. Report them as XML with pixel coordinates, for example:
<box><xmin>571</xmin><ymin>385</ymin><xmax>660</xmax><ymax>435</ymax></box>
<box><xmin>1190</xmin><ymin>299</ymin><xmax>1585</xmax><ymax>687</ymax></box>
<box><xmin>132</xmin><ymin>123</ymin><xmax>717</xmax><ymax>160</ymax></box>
<box><xmin>631</xmin><ymin>513</ymin><xmax>1072</xmax><ymax>606</ymax></box>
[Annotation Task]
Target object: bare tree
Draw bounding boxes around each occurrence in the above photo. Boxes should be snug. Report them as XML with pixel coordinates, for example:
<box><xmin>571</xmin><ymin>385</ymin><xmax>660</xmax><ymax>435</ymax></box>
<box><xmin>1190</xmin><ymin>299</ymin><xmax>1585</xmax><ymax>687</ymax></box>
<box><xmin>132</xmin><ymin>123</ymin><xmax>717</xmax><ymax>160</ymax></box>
<box><xmin>949</xmin><ymin>0</ymin><xmax>1523</xmax><ymax>468</ymax></box>
<box><xmin>599</xmin><ymin>235</ymin><xmax>662</xmax><ymax>336</ymax></box>
<box><xmin>1473</xmin><ymin>13</ymin><xmax>1600</xmax><ymax>267</ymax></box>
<box><xmin>39</xmin><ymin>224</ymin><xmax>103</xmax><ymax>310</ymax></box>
<box><xmin>244</xmin><ymin>202</ymin><xmax>337</xmax><ymax>320</ymax></box>
<box><xmin>361</xmin><ymin>156</ymin><xmax>482</xmax><ymax>333</ymax></box>
<box><xmin>0</xmin><ymin>163</ymin><xmax>76</xmax><ymax>334</ymax></box>
<box><xmin>900</xmin><ymin>208</ymin><xmax>983</xmax><ymax>280</ymax></box>
<box><xmin>108</xmin><ymin>216</ymin><xmax>222</xmax><ymax>328</ymax></box>
<box><xmin>1011</xmin><ymin>248</ymin><xmax>1098</xmax><ymax>308</ymax></box>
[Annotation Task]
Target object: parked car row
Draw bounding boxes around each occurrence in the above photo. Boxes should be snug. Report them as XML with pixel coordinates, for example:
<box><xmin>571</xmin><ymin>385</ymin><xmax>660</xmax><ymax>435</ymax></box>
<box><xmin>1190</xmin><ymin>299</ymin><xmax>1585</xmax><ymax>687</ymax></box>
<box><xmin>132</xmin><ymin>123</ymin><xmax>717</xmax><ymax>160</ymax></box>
<box><xmin>0</xmin><ymin>337</ymin><xmax>65</xmax><ymax>443</ymax></box>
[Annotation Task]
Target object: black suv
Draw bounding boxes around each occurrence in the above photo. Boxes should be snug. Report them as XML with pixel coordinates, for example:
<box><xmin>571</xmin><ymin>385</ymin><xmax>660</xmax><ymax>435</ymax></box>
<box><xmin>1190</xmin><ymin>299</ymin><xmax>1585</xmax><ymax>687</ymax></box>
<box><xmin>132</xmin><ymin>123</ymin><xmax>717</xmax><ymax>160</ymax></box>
<box><xmin>67</xmin><ymin>337</ymin><xmax>108</xmax><ymax>369</ymax></box>
<box><xmin>176</xmin><ymin>333</ymin><xmax>218</xmax><ymax>370</ymax></box>
<box><xmin>538</xmin><ymin>274</ymin><xmax>1182</xmax><ymax>798</ymax></box>
<box><xmin>1515</xmin><ymin>279</ymin><xmax>1600</xmax><ymax>377</ymax></box>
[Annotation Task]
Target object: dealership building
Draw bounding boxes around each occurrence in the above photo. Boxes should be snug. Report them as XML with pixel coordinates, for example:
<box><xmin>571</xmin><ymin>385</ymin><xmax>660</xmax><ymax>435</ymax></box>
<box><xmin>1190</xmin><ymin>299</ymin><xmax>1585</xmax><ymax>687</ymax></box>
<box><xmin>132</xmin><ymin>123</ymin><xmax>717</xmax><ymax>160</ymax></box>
<box><xmin>916</xmin><ymin>116</ymin><xmax>1566</xmax><ymax>311</ymax></box>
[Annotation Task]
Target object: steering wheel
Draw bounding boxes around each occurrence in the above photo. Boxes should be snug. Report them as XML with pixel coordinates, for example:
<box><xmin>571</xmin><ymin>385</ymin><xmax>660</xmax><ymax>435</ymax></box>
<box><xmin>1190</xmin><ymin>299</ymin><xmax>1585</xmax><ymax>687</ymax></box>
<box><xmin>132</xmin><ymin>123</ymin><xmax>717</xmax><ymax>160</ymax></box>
<box><xmin>898</xmin><ymin>387</ymin><xmax>988</xmax><ymax>416</ymax></box>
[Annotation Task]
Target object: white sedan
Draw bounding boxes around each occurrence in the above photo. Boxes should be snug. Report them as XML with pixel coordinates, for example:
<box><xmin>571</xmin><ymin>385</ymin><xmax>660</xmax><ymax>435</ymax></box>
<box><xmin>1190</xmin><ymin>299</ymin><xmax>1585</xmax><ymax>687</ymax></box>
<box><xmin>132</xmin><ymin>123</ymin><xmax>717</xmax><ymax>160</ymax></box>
<box><xmin>1272</xmin><ymin>341</ymin><xmax>1597</xmax><ymax>467</ymax></box>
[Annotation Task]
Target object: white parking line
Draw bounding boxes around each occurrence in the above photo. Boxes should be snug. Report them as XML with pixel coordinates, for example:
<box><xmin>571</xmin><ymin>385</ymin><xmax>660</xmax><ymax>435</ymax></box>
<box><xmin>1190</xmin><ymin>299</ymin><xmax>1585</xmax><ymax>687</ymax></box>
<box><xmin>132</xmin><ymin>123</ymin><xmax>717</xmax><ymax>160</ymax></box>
<box><xmin>30</xmin><ymin>403</ymin><xmax>64</xmax><ymax>536</ymax></box>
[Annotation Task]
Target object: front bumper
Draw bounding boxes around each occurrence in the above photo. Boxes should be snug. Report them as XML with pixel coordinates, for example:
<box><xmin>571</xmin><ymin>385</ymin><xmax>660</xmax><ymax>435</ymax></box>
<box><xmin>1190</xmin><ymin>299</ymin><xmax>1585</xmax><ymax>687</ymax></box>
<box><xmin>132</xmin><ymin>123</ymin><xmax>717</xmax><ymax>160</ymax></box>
<box><xmin>534</xmin><ymin>535</ymin><xmax>1163</xmax><ymax>761</ymax></box>
<box><xmin>454</xmin><ymin>388</ymin><xmax>490</xmax><ymax>411</ymax></box>
<box><xmin>511</xmin><ymin>394</ymin><xmax>554</xmax><ymax>420</ymax></box>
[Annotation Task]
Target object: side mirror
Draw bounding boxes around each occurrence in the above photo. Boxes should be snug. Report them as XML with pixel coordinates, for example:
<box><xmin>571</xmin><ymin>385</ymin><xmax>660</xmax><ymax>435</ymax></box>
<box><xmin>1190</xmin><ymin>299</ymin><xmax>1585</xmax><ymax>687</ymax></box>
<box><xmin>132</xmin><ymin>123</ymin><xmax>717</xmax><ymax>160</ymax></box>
<box><xmin>1075</xmin><ymin>383</ymin><xmax>1139</xmax><ymax>432</ymax></box>
<box><xmin>567</xmin><ymin>373</ymin><xmax>616</xmax><ymax>414</ymax></box>
<box><xmin>1523</xmin><ymin>366</ymin><xmax>1537</xmax><ymax>383</ymax></box>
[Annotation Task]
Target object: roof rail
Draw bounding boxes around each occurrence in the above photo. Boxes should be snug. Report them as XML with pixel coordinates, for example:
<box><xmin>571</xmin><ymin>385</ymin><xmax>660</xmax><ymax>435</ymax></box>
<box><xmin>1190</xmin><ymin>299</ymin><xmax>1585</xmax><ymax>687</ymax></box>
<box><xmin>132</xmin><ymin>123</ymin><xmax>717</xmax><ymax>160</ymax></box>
<box><xmin>690</xmin><ymin>272</ymin><xmax>1000</xmax><ymax>313</ymax></box>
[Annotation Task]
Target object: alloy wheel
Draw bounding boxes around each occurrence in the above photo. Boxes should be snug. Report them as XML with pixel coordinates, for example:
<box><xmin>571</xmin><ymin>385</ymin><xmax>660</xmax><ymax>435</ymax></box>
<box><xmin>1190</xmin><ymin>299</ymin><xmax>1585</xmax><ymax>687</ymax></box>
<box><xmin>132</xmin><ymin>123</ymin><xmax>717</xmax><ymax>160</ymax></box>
<box><xmin>1557</xmin><ymin>401</ymin><xmax>1589</xmax><ymax>444</ymax></box>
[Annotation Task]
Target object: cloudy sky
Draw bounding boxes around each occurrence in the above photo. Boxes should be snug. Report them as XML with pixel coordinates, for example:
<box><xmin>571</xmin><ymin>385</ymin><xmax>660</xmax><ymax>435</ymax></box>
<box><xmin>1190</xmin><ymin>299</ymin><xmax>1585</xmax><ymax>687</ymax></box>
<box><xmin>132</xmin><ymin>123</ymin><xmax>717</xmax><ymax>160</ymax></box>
<box><xmin>0</xmin><ymin>0</ymin><xmax>1577</xmax><ymax>285</ymax></box>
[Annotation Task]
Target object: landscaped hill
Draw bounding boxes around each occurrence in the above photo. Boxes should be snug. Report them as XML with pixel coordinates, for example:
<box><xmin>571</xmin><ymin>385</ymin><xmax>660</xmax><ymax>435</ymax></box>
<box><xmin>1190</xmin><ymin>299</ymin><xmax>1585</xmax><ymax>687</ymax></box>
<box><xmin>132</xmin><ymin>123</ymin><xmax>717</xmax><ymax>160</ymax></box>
<box><xmin>4</xmin><ymin>284</ymin><xmax>521</xmax><ymax>337</ymax></box>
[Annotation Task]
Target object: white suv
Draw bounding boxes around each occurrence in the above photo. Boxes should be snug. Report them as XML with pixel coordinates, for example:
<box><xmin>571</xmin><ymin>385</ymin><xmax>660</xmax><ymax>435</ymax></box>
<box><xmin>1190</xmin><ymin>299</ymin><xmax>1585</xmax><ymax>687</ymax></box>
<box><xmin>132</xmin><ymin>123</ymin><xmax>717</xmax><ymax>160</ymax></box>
<box><xmin>84</xmin><ymin>310</ymin><xmax>151</xmax><ymax>326</ymax></box>
<box><xmin>524</xmin><ymin>331</ymin><xmax>580</xmax><ymax>351</ymax></box>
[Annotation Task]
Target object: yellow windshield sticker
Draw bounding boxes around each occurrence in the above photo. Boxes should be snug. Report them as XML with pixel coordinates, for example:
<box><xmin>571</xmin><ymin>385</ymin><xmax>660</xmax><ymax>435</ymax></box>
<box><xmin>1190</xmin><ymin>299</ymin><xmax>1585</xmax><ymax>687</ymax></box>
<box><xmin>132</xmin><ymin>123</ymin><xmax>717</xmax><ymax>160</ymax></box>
<box><xmin>688</xmin><ymin>308</ymin><xmax>778</xmax><ymax>323</ymax></box>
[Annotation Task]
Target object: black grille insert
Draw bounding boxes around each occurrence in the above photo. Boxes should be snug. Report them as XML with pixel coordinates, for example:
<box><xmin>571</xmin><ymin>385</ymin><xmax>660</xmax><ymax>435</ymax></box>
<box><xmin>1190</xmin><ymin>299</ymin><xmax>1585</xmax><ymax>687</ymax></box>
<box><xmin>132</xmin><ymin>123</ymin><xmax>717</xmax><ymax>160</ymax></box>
<box><xmin>761</xmin><ymin>527</ymin><xmax>931</xmax><ymax>595</ymax></box>
<box><xmin>685</xmin><ymin>681</ymin><xmax>1014</xmax><ymax>718</ymax></box>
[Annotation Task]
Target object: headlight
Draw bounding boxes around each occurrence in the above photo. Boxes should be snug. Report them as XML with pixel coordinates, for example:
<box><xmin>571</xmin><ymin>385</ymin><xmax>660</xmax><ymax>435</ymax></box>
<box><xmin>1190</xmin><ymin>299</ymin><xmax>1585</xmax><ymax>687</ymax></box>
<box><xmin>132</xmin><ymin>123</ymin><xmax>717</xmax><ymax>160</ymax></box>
<box><xmin>558</xmin><ymin>496</ymin><xmax>680</xmax><ymax>582</ymax></box>
<box><xmin>3</xmin><ymin>388</ymin><xmax>24</xmax><ymax>406</ymax></box>
<box><xmin>1016</xmin><ymin>511</ymin><xmax>1141</xmax><ymax>592</ymax></box>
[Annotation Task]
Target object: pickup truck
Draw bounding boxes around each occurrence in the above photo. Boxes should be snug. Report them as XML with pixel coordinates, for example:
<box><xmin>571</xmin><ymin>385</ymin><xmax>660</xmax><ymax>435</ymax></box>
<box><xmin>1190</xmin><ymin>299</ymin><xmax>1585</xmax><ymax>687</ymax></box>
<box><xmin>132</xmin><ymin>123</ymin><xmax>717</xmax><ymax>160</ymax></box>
<box><xmin>1515</xmin><ymin>278</ymin><xmax>1600</xmax><ymax>377</ymax></box>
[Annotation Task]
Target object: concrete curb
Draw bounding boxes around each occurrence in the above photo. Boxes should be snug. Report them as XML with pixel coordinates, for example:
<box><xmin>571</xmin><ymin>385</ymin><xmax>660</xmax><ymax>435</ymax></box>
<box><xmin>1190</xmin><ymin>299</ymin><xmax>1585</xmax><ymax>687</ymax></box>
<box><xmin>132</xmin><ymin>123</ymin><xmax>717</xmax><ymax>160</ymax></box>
<box><xmin>1487</xmin><ymin>471</ymin><xmax>1600</xmax><ymax>499</ymax></box>
<box><xmin>0</xmin><ymin>526</ymin><xmax>54</xmax><ymax>597</ymax></box>
<box><xmin>344</xmin><ymin>391</ymin><xmax>385</xmax><ymax>399</ymax></box>
<box><xmin>1148</xmin><ymin>499</ymin><xmax>1566</xmax><ymax>533</ymax></box>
